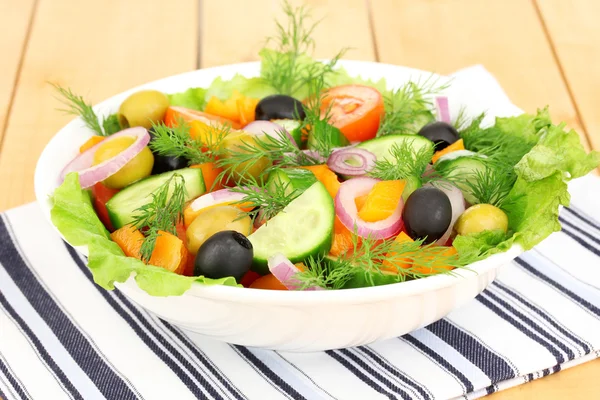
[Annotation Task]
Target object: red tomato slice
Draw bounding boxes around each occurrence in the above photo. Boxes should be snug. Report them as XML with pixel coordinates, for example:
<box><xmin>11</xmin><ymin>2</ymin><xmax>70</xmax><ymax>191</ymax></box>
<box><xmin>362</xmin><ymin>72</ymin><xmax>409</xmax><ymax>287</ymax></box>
<box><xmin>320</xmin><ymin>85</ymin><xmax>384</xmax><ymax>142</ymax></box>
<box><xmin>164</xmin><ymin>106</ymin><xmax>242</xmax><ymax>130</ymax></box>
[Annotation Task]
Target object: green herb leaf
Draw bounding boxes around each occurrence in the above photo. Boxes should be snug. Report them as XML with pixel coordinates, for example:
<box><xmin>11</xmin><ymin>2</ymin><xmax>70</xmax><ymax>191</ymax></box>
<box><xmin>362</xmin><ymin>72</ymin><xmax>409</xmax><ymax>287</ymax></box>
<box><xmin>369</xmin><ymin>140</ymin><xmax>433</xmax><ymax>182</ymax></box>
<box><xmin>378</xmin><ymin>77</ymin><xmax>447</xmax><ymax>136</ymax></box>
<box><xmin>52</xmin><ymin>84</ymin><xmax>108</xmax><ymax>136</ymax></box>
<box><xmin>102</xmin><ymin>114</ymin><xmax>122</xmax><ymax>136</ymax></box>
<box><xmin>149</xmin><ymin>120</ymin><xmax>222</xmax><ymax>165</ymax></box>
<box><xmin>130</xmin><ymin>173</ymin><xmax>187</xmax><ymax>261</ymax></box>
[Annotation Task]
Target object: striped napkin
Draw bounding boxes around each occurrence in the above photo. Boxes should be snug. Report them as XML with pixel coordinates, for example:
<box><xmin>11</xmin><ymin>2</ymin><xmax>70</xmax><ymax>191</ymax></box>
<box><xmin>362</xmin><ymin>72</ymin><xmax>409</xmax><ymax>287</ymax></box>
<box><xmin>2</xmin><ymin>69</ymin><xmax>600</xmax><ymax>400</ymax></box>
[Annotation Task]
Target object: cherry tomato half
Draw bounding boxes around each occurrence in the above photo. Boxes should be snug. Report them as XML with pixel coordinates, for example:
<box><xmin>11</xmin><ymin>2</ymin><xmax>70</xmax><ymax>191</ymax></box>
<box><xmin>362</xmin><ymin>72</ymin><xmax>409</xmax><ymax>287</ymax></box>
<box><xmin>320</xmin><ymin>85</ymin><xmax>384</xmax><ymax>142</ymax></box>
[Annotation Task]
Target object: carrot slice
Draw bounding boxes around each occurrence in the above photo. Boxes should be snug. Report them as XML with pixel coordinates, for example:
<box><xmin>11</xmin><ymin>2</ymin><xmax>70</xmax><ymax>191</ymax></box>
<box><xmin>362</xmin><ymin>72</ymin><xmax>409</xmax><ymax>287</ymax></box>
<box><xmin>432</xmin><ymin>139</ymin><xmax>465</xmax><ymax>164</ymax></box>
<box><xmin>79</xmin><ymin>136</ymin><xmax>105</xmax><ymax>153</ymax></box>
<box><xmin>148</xmin><ymin>231</ymin><xmax>189</xmax><ymax>275</ymax></box>
<box><xmin>110</xmin><ymin>225</ymin><xmax>144</xmax><ymax>259</ymax></box>
<box><xmin>299</xmin><ymin>164</ymin><xmax>340</xmax><ymax>199</ymax></box>
<box><xmin>357</xmin><ymin>180</ymin><xmax>406</xmax><ymax>222</ymax></box>
<box><xmin>190</xmin><ymin>162</ymin><xmax>224</xmax><ymax>192</ymax></box>
<box><xmin>250</xmin><ymin>274</ymin><xmax>288</xmax><ymax>290</ymax></box>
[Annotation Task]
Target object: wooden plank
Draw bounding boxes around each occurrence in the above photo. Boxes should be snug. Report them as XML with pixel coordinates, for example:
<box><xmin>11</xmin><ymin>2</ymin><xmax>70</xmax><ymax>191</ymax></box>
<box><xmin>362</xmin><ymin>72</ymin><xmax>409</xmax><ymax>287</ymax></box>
<box><xmin>369</xmin><ymin>0</ymin><xmax>590</xmax><ymax>150</ymax></box>
<box><xmin>0</xmin><ymin>0</ymin><xmax>36</xmax><ymax>139</ymax></box>
<box><xmin>0</xmin><ymin>0</ymin><xmax>198</xmax><ymax>211</ymax></box>
<box><xmin>487</xmin><ymin>358</ymin><xmax>600</xmax><ymax>399</ymax></box>
<box><xmin>536</xmin><ymin>0</ymin><xmax>600</xmax><ymax>150</ymax></box>
<box><xmin>201</xmin><ymin>0</ymin><xmax>375</xmax><ymax>68</ymax></box>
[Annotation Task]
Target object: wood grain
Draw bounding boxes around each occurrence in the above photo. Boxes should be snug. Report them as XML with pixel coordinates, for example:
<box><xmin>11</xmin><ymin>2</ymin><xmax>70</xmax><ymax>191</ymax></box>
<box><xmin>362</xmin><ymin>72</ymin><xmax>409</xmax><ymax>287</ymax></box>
<box><xmin>201</xmin><ymin>0</ymin><xmax>375</xmax><ymax>68</ymax></box>
<box><xmin>0</xmin><ymin>0</ymin><xmax>37</xmax><ymax>141</ymax></box>
<box><xmin>536</xmin><ymin>0</ymin><xmax>600</xmax><ymax>150</ymax></box>
<box><xmin>369</xmin><ymin>0</ymin><xmax>591</xmax><ymax>150</ymax></box>
<box><xmin>0</xmin><ymin>0</ymin><xmax>197</xmax><ymax>211</ymax></box>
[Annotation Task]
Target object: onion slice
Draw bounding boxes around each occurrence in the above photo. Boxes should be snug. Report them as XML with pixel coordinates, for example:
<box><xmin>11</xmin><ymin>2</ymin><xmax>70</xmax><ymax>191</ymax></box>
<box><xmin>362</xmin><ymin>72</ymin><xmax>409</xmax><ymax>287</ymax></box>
<box><xmin>426</xmin><ymin>181</ymin><xmax>466</xmax><ymax>245</ymax></box>
<box><xmin>335</xmin><ymin>177</ymin><xmax>404</xmax><ymax>239</ymax></box>
<box><xmin>435</xmin><ymin>96</ymin><xmax>451</xmax><ymax>124</ymax></box>
<box><xmin>189</xmin><ymin>188</ymin><xmax>248</xmax><ymax>212</ymax></box>
<box><xmin>327</xmin><ymin>148</ymin><xmax>376</xmax><ymax>176</ymax></box>
<box><xmin>267</xmin><ymin>253</ymin><xmax>323</xmax><ymax>291</ymax></box>
<box><xmin>242</xmin><ymin>120</ymin><xmax>297</xmax><ymax>147</ymax></box>
<box><xmin>60</xmin><ymin>127</ymin><xmax>150</xmax><ymax>189</ymax></box>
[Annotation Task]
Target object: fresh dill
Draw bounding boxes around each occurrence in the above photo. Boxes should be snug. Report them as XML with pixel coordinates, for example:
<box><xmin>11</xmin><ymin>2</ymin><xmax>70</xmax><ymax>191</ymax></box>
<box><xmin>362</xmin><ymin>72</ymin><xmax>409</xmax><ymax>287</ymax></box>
<box><xmin>229</xmin><ymin>175</ymin><xmax>297</xmax><ymax>222</ymax></box>
<box><xmin>261</xmin><ymin>0</ymin><xmax>347</xmax><ymax>96</ymax></box>
<box><xmin>295</xmin><ymin>232</ymin><xmax>473</xmax><ymax>289</ymax></box>
<box><xmin>215</xmin><ymin>128</ymin><xmax>321</xmax><ymax>185</ymax></box>
<box><xmin>377</xmin><ymin>77</ymin><xmax>448</xmax><ymax>136</ymax></box>
<box><xmin>368</xmin><ymin>140</ymin><xmax>433</xmax><ymax>181</ymax></box>
<box><xmin>458</xmin><ymin>160</ymin><xmax>516</xmax><ymax>208</ymax></box>
<box><xmin>459</xmin><ymin>113</ymin><xmax>537</xmax><ymax>167</ymax></box>
<box><xmin>130</xmin><ymin>174</ymin><xmax>187</xmax><ymax>261</ymax></box>
<box><xmin>52</xmin><ymin>84</ymin><xmax>120</xmax><ymax>136</ymax></box>
<box><xmin>149</xmin><ymin>120</ymin><xmax>226</xmax><ymax>165</ymax></box>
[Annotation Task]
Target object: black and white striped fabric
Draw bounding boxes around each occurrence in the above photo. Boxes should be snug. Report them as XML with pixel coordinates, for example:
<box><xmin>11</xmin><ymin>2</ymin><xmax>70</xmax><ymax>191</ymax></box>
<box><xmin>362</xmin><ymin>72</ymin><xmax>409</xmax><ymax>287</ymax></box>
<box><xmin>0</xmin><ymin>173</ymin><xmax>598</xmax><ymax>400</ymax></box>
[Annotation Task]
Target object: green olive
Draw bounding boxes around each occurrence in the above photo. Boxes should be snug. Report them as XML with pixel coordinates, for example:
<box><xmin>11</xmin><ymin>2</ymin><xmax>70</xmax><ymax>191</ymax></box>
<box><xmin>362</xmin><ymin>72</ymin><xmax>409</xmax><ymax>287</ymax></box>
<box><xmin>186</xmin><ymin>206</ymin><xmax>252</xmax><ymax>255</ymax></box>
<box><xmin>455</xmin><ymin>204</ymin><xmax>508</xmax><ymax>236</ymax></box>
<box><xmin>117</xmin><ymin>90</ymin><xmax>169</xmax><ymax>129</ymax></box>
<box><xmin>93</xmin><ymin>136</ymin><xmax>154</xmax><ymax>189</ymax></box>
<box><xmin>220</xmin><ymin>131</ymin><xmax>272</xmax><ymax>182</ymax></box>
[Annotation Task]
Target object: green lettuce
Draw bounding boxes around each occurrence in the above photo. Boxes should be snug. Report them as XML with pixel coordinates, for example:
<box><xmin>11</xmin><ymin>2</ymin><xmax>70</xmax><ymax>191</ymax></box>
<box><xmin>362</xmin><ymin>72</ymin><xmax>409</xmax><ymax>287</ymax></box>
<box><xmin>453</xmin><ymin>230</ymin><xmax>514</xmax><ymax>261</ymax></box>
<box><xmin>205</xmin><ymin>74</ymin><xmax>277</xmax><ymax>100</ymax></box>
<box><xmin>167</xmin><ymin>87</ymin><xmax>207</xmax><ymax>110</ymax></box>
<box><xmin>51</xmin><ymin>174</ymin><xmax>240</xmax><ymax>296</ymax></box>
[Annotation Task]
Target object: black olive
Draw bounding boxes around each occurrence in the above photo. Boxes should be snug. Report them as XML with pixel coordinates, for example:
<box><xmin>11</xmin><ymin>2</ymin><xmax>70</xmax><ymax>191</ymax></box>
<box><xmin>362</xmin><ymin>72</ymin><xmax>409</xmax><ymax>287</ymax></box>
<box><xmin>417</xmin><ymin>121</ymin><xmax>459</xmax><ymax>151</ymax></box>
<box><xmin>194</xmin><ymin>230</ymin><xmax>253</xmax><ymax>282</ymax></box>
<box><xmin>148</xmin><ymin>127</ymin><xmax>189</xmax><ymax>174</ymax></box>
<box><xmin>402</xmin><ymin>187</ymin><xmax>452</xmax><ymax>244</ymax></box>
<box><xmin>255</xmin><ymin>95</ymin><xmax>306</xmax><ymax>121</ymax></box>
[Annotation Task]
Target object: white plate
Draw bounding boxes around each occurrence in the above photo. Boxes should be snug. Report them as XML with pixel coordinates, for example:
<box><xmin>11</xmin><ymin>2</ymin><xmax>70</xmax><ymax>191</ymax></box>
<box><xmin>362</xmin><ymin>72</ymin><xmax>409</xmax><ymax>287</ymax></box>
<box><xmin>35</xmin><ymin>60</ymin><xmax>524</xmax><ymax>352</ymax></box>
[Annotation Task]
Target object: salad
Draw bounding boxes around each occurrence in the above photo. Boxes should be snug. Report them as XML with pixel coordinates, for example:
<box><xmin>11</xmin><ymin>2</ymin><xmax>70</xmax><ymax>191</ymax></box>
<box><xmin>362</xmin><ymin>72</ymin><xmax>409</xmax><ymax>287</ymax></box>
<box><xmin>50</xmin><ymin>3</ymin><xmax>600</xmax><ymax>296</ymax></box>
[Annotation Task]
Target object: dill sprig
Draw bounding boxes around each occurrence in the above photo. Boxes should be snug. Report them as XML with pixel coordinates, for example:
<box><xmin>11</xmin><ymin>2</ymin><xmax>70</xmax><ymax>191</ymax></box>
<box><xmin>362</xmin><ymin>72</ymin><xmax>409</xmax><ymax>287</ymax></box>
<box><xmin>52</xmin><ymin>84</ymin><xmax>120</xmax><ymax>136</ymax></box>
<box><xmin>229</xmin><ymin>175</ymin><xmax>297</xmax><ymax>222</ymax></box>
<box><xmin>378</xmin><ymin>77</ymin><xmax>448</xmax><ymax>136</ymax></box>
<box><xmin>261</xmin><ymin>0</ymin><xmax>347</xmax><ymax>96</ymax></box>
<box><xmin>295</xmin><ymin>232</ymin><xmax>473</xmax><ymax>289</ymax></box>
<box><xmin>457</xmin><ymin>160</ymin><xmax>516</xmax><ymax>208</ymax></box>
<box><xmin>149</xmin><ymin>120</ymin><xmax>226</xmax><ymax>165</ymax></box>
<box><xmin>130</xmin><ymin>174</ymin><xmax>187</xmax><ymax>261</ymax></box>
<box><xmin>215</xmin><ymin>128</ymin><xmax>321</xmax><ymax>185</ymax></box>
<box><xmin>368</xmin><ymin>140</ymin><xmax>433</xmax><ymax>181</ymax></box>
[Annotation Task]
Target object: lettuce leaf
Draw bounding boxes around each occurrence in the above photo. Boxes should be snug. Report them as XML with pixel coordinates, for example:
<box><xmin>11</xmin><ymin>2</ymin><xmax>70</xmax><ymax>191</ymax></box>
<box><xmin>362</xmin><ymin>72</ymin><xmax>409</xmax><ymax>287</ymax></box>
<box><xmin>167</xmin><ymin>87</ymin><xmax>207</xmax><ymax>110</ymax></box>
<box><xmin>51</xmin><ymin>174</ymin><xmax>240</xmax><ymax>296</ymax></box>
<box><xmin>453</xmin><ymin>230</ymin><xmax>514</xmax><ymax>260</ymax></box>
<box><xmin>205</xmin><ymin>73</ymin><xmax>277</xmax><ymax>100</ymax></box>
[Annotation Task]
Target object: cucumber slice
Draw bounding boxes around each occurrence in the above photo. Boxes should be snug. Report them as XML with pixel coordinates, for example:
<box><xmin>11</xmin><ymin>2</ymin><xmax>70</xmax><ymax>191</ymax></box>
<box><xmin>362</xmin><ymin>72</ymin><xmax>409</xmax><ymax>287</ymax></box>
<box><xmin>355</xmin><ymin>134</ymin><xmax>434</xmax><ymax>162</ymax></box>
<box><xmin>266</xmin><ymin>168</ymin><xmax>317</xmax><ymax>198</ymax></box>
<box><xmin>435</xmin><ymin>154</ymin><xmax>488</xmax><ymax>204</ymax></box>
<box><xmin>248</xmin><ymin>181</ymin><xmax>334</xmax><ymax>274</ymax></box>
<box><xmin>106</xmin><ymin>168</ymin><xmax>205</xmax><ymax>229</ymax></box>
<box><xmin>272</xmin><ymin>119</ymin><xmax>303</xmax><ymax>146</ymax></box>
<box><xmin>307</xmin><ymin>120</ymin><xmax>350</xmax><ymax>151</ymax></box>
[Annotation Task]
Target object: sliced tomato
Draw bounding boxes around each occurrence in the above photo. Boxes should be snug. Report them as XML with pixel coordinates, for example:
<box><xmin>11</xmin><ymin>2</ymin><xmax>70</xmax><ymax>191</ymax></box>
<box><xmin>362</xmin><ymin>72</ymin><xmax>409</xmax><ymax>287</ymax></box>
<box><xmin>164</xmin><ymin>106</ymin><xmax>242</xmax><ymax>130</ymax></box>
<box><xmin>320</xmin><ymin>85</ymin><xmax>384</xmax><ymax>142</ymax></box>
<box><xmin>91</xmin><ymin>182</ymin><xmax>120</xmax><ymax>231</ymax></box>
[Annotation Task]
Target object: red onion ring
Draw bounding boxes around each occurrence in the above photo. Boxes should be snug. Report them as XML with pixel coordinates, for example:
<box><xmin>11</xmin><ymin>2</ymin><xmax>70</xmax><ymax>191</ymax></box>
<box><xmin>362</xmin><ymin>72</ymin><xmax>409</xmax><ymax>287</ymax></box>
<box><xmin>435</xmin><ymin>96</ymin><xmax>451</xmax><ymax>124</ymax></box>
<box><xmin>267</xmin><ymin>253</ymin><xmax>323</xmax><ymax>291</ymax></box>
<box><xmin>426</xmin><ymin>181</ymin><xmax>466</xmax><ymax>245</ymax></box>
<box><xmin>60</xmin><ymin>127</ymin><xmax>150</xmax><ymax>189</ymax></box>
<box><xmin>242</xmin><ymin>120</ymin><xmax>297</xmax><ymax>147</ymax></box>
<box><xmin>335</xmin><ymin>177</ymin><xmax>404</xmax><ymax>239</ymax></box>
<box><xmin>327</xmin><ymin>148</ymin><xmax>376</xmax><ymax>176</ymax></box>
<box><xmin>189</xmin><ymin>189</ymin><xmax>248</xmax><ymax>212</ymax></box>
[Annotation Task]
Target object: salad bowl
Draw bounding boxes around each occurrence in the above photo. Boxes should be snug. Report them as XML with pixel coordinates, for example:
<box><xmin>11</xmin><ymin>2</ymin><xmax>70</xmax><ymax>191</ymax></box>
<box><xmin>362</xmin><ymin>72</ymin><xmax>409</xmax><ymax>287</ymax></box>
<box><xmin>36</xmin><ymin>60</ymin><xmax>551</xmax><ymax>352</ymax></box>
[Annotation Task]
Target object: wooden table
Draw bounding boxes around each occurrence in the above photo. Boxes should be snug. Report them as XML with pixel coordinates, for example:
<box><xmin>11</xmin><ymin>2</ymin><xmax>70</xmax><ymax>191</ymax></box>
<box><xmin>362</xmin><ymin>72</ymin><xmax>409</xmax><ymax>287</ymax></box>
<box><xmin>0</xmin><ymin>0</ymin><xmax>598</xmax><ymax>398</ymax></box>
